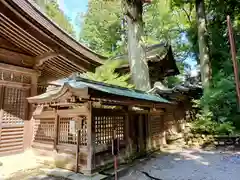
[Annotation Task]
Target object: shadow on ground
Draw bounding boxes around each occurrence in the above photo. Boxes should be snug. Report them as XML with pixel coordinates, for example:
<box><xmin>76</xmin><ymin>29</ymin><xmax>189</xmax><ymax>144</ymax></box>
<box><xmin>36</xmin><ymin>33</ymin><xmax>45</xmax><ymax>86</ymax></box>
<box><xmin>120</xmin><ymin>148</ymin><xmax>240</xmax><ymax>180</ymax></box>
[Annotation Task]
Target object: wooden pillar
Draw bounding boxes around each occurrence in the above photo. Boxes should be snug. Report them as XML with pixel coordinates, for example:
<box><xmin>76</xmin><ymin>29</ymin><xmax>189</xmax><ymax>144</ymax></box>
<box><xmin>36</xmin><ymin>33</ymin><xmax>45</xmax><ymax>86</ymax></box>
<box><xmin>0</xmin><ymin>110</ymin><xmax>3</xmax><ymax>147</ymax></box>
<box><xmin>138</xmin><ymin>114</ymin><xmax>144</xmax><ymax>152</ymax></box>
<box><xmin>0</xmin><ymin>86</ymin><xmax>4</xmax><ymax>142</ymax></box>
<box><xmin>24</xmin><ymin>74</ymin><xmax>39</xmax><ymax>150</ymax></box>
<box><xmin>124</xmin><ymin>109</ymin><xmax>131</xmax><ymax>158</ymax></box>
<box><xmin>160</xmin><ymin>114</ymin><xmax>166</xmax><ymax>147</ymax></box>
<box><xmin>86</xmin><ymin>102</ymin><xmax>95</xmax><ymax>175</ymax></box>
<box><xmin>147</xmin><ymin>113</ymin><xmax>152</xmax><ymax>151</ymax></box>
<box><xmin>53</xmin><ymin>109</ymin><xmax>59</xmax><ymax>151</ymax></box>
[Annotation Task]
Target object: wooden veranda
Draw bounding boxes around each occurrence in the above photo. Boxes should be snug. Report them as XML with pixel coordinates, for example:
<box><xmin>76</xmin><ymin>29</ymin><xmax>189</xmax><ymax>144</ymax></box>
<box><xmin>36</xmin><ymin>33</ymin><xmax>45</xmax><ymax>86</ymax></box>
<box><xmin>27</xmin><ymin>78</ymin><xmax>172</xmax><ymax>175</ymax></box>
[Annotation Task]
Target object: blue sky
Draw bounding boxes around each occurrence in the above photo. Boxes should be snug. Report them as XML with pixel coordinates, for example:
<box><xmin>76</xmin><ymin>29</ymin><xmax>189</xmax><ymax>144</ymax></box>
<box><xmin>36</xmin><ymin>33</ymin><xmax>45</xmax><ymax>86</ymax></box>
<box><xmin>58</xmin><ymin>0</ymin><xmax>88</xmax><ymax>37</ymax></box>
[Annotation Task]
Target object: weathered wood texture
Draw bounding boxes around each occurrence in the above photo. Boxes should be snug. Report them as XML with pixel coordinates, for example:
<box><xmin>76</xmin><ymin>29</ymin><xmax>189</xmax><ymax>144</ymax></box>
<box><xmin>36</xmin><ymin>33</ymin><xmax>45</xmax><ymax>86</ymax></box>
<box><xmin>28</xmin><ymin>81</ymin><xmax>193</xmax><ymax>175</ymax></box>
<box><xmin>147</xmin><ymin>113</ymin><xmax>164</xmax><ymax>150</ymax></box>
<box><xmin>0</xmin><ymin>82</ymin><xmax>30</xmax><ymax>156</ymax></box>
<box><xmin>32</xmin><ymin>105</ymin><xmax>89</xmax><ymax>173</ymax></box>
<box><xmin>0</xmin><ymin>63</ymin><xmax>40</xmax><ymax>155</ymax></box>
<box><xmin>0</xmin><ymin>125</ymin><xmax>24</xmax><ymax>156</ymax></box>
<box><xmin>0</xmin><ymin>0</ymin><xmax>104</xmax><ymax>83</ymax></box>
<box><xmin>93</xmin><ymin>108</ymin><xmax>126</xmax><ymax>169</ymax></box>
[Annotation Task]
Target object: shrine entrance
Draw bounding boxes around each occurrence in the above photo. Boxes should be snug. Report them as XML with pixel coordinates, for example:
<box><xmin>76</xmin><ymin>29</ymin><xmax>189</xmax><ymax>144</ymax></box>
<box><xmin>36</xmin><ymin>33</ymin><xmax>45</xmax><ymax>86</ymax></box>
<box><xmin>130</xmin><ymin>113</ymin><xmax>148</xmax><ymax>155</ymax></box>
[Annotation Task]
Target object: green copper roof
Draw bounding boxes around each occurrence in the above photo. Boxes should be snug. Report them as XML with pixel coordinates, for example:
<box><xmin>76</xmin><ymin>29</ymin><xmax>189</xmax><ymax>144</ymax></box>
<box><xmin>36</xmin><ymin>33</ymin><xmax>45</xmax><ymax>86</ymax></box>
<box><xmin>68</xmin><ymin>78</ymin><xmax>170</xmax><ymax>104</ymax></box>
<box><xmin>29</xmin><ymin>77</ymin><xmax>170</xmax><ymax>104</ymax></box>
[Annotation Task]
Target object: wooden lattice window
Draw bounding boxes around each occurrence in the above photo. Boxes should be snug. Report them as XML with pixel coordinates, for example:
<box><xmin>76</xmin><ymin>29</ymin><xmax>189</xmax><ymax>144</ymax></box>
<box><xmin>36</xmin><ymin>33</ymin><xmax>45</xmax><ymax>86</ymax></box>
<box><xmin>59</xmin><ymin>116</ymin><xmax>87</xmax><ymax>145</ymax></box>
<box><xmin>34</xmin><ymin>118</ymin><xmax>55</xmax><ymax>142</ymax></box>
<box><xmin>94</xmin><ymin>115</ymin><xmax>125</xmax><ymax>145</ymax></box>
<box><xmin>150</xmin><ymin>115</ymin><xmax>162</xmax><ymax>136</ymax></box>
<box><xmin>2</xmin><ymin>87</ymin><xmax>29</xmax><ymax>124</ymax></box>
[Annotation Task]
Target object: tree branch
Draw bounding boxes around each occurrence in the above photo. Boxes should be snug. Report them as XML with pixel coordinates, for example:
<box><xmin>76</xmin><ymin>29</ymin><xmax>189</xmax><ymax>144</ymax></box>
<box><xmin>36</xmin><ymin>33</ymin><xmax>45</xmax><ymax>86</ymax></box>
<box><xmin>182</xmin><ymin>6</ymin><xmax>192</xmax><ymax>23</ymax></box>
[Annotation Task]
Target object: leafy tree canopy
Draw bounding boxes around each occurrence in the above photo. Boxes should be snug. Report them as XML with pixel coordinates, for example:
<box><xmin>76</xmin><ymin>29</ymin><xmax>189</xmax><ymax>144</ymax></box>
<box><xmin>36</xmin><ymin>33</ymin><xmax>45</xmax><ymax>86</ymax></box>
<box><xmin>34</xmin><ymin>0</ymin><xmax>76</xmax><ymax>38</ymax></box>
<box><xmin>80</xmin><ymin>60</ymin><xmax>134</xmax><ymax>88</ymax></box>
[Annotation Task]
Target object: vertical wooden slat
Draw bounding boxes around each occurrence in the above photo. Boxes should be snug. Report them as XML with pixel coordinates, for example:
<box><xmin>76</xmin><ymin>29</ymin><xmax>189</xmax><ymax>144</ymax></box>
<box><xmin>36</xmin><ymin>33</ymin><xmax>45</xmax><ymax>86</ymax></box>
<box><xmin>0</xmin><ymin>109</ymin><xmax>2</xmax><ymax>143</ymax></box>
<box><xmin>124</xmin><ymin>109</ymin><xmax>131</xmax><ymax>157</ymax></box>
<box><xmin>0</xmin><ymin>86</ymin><xmax>5</xmax><ymax>145</ymax></box>
<box><xmin>75</xmin><ymin>130</ymin><xmax>80</xmax><ymax>173</ymax></box>
<box><xmin>24</xmin><ymin>74</ymin><xmax>38</xmax><ymax>149</ymax></box>
<box><xmin>53</xmin><ymin>109</ymin><xmax>59</xmax><ymax>150</ymax></box>
<box><xmin>147</xmin><ymin>113</ymin><xmax>152</xmax><ymax>151</ymax></box>
<box><xmin>86</xmin><ymin>102</ymin><xmax>95</xmax><ymax>175</ymax></box>
<box><xmin>0</xmin><ymin>85</ymin><xmax>5</xmax><ymax>109</ymax></box>
<box><xmin>161</xmin><ymin>115</ymin><xmax>166</xmax><ymax>146</ymax></box>
<box><xmin>138</xmin><ymin>115</ymin><xmax>144</xmax><ymax>152</ymax></box>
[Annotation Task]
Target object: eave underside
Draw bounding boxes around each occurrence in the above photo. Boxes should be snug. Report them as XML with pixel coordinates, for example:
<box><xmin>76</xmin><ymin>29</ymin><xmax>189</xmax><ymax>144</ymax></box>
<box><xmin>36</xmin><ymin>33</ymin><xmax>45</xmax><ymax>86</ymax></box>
<box><xmin>0</xmin><ymin>0</ymin><xmax>104</xmax><ymax>83</ymax></box>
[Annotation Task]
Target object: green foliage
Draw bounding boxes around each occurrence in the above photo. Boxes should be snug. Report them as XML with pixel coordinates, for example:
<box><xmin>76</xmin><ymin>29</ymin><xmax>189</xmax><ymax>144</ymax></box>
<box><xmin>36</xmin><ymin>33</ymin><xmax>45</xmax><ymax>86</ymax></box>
<box><xmin>191</xmin><ymin>101</ymin><xmax>236</xmax><ymax>135</ymax></box>
<box><xmin>80</xmin><ymin>0</ymin><xmax>191</xmax><ymax>64</ymax></box>
<box><xmin>80</xmin><ymin>0</ymin><xmax>240</xmax><ymax>130</ymax></box>
<box><xmin>192</xmin><ymin>112</ymin><xmax>235</xmax><ymax>135</ymax></box>
<box><xmin>192</xmin><ymin>110</ymin><xmax>216</xmax><ymax>134</ymax></box>
<box><xmin>81</xmin><ymin>60</ymin><xmax>134</xmax><ymax>88</ymax></box>
<box><xmin>144</xmin><ymin>0</ymin><xmax>192</xmax><ymax>61</ymax></box>
<box><xmin>215</xmin><ymin>122</ymin><xmax>235</xmax><ymax>135</ymax></box>
<box><xmin>79</xmin><ymin>0</ymin><xmax>122</xmax><ymax>57</ymax></box>
<box><xmin>169</xmin><ymin>0</ymin><xmax>240</xmax><ymax>130</ymax></box>
<box><xmin>201</xmin><ymin>72</ymin><xmax>237</xmax><ymax>120</ymax></box>
<box><xmin>164</xmin><ymin>61</ymin><xmax>185</xmax><ymax>87</ymax></box>
<box><xmin>34</xmin><ymin>0</ymin><xmax>76</xmax><ymax>38</ymax></box>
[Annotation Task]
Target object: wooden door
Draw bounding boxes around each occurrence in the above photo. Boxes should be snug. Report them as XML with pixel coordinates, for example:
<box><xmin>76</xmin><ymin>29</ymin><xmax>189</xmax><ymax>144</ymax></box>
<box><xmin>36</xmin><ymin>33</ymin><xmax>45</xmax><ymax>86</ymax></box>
<box><xmin>130</xmin><ymin>114</ymin><xmax>147</xmax><ymax>154</ymax></box>
<box><xmin>0</xmin><ymin>85</ymin><xmax>29</xmax><ymax>156</ymax></box>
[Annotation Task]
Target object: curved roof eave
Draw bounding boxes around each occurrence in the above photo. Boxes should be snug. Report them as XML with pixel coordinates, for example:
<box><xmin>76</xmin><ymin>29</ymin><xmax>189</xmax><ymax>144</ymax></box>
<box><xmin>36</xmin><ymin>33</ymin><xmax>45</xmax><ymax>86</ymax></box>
<box><xmin>5</xmin><ymin>0</ymin><xmax>106</xmax><ymax>65</ymax></box>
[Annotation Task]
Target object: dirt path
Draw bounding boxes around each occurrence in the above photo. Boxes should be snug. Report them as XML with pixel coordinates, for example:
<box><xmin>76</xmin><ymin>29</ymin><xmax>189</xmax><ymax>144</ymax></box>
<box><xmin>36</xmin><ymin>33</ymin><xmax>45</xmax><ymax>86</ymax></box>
<box><xmin>120</xmin><ymin>149</ymin><xmax>240</xmax><ymax>180</ymax></box>
<box><xmin>1</xmin><ymin>148</ymin><xmax>240</xmax><ymax>180</ymax></box>
<box><xmin>0</xmin><ymin>150</ymin><xmax>54</xmax><ymax>180</ymax></box>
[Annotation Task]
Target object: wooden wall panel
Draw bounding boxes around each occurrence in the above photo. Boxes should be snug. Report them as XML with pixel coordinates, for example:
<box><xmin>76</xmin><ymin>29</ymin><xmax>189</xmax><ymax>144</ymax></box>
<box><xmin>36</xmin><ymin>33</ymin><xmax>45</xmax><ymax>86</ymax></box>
<box><xmin>149</xmin><ymin>114</ymin><xmax>164</xmax><ymax>150</ymax></box>
<box><xmin>0</xmin><ymin>85</ymin><xmax>29</xmax><ymax>156</ymax></box>
<box><xmin>0</xmin><ymin>124</ymin><xmax>24</xmax><ymax>156</ymax></box>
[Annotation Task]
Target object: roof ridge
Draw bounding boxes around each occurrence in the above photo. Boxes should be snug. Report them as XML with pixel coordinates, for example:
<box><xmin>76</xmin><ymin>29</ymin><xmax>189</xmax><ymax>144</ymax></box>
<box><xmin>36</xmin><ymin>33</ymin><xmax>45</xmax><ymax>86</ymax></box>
<box><xmin>74</xmin><ymin>76</ymin><xmax>150</xmax><ymax>94</ymax></box>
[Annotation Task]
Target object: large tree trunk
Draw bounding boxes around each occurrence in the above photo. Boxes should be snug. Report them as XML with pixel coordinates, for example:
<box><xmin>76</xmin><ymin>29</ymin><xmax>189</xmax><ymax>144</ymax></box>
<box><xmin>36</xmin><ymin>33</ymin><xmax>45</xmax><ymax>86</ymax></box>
<box><xmin>124</xmin><ymin>0</ymin><xmax>151</xmax><ymax>91</ymax></box>
<box><xmin>195</xmin><ymin>0</ymin><xmax>211</xmax><ymax>92</ymax></box>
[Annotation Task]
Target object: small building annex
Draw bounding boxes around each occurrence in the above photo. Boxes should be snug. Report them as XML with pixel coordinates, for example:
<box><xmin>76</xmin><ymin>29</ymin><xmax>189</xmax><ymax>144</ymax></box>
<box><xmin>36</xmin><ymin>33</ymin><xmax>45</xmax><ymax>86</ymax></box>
<box><xmin>27</xmin><ymin>77</ymin><xmax>172</xmax><ymax>175</ymax></box>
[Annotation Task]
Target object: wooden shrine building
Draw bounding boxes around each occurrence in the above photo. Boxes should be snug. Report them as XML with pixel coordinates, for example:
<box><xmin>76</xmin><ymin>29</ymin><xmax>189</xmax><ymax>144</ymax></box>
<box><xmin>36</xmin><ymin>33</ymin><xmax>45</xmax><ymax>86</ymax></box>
<box><xmin>0</xmin><ymin>0</ymin><xmax>104</xmax><ymax>156</ymax></box>
<box><xmin>0</xmin><ymin>0</ymin><xmax>180</xmax><ymax>157</ymax></box>
<box><xmin>115</xmin><ymin>43</ymin><xmax>180</xmax><ymax>86</ymax></box>
<box><xmin>27</xmin><ymin>77</ymin><xmax>172</xmax><ymax>175</ymax></box>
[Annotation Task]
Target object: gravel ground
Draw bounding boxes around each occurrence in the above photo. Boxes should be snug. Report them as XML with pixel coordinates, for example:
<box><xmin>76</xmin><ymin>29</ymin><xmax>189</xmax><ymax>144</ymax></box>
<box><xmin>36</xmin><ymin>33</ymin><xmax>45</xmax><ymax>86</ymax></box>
<box><xmin>2</xmin><ymin>148</ymin><xmax>240</xmax><ymax>180</ymax></box>
<box><xmin>120</xmin><ymin>149</ymin><xmax>240</xmax><ymax>180</ymax></box>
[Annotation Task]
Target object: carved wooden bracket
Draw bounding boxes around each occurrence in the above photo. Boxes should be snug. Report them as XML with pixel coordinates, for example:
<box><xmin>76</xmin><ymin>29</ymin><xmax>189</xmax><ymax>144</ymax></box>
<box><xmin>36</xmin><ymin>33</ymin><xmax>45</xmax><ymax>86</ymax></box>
<box><xmin>34</xmin><ymin>52</ymin><xmax>58</xmax><ymax>67</ymax></box>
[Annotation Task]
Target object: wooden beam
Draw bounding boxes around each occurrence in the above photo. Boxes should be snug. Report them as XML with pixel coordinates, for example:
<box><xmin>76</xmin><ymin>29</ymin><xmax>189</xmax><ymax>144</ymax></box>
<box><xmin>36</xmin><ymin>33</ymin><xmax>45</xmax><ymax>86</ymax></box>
<box><xmin>0</xmin><ymin>47</ymin><xmax>33</xmax><ymax>63</ymax></box>
<box><xmin>0</xmin><ymin>62</ymin><xmax>39</xmax><ymax>75</ymax></box>
<box><xmin>34</xmin><ymin>52</ymin><xmax>58</xmax><ymax>67</ymax></box>
<box><xmin>58</xmin><ymin>55</ymin><xmax>87</xmax><ymax>72</ymax></box>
